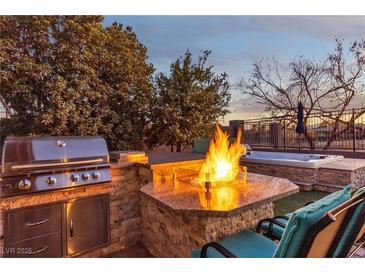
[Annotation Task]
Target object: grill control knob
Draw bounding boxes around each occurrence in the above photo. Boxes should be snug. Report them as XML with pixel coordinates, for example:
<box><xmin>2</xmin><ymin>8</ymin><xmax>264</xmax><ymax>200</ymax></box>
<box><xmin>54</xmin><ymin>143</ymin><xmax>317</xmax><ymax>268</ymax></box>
<box><xmin>82</xmin><ymin>172</ymin><xmax>90</xmax><ymax>180</ymax></box>
<box><xmin>18</xmin><ymin>178</ymin><xmax>32</xmax><ymax>190</ymax></box>
<box><xmin>71</xmin><ymin>174</ymin><xmax>80</xmax><ymax>182</ymax></box>
<box><xmin>92</xmin><ymin>171</ymin><xmax>101</xmax><ymax>180</ymax></box>
<box><xmin>47</xmin><ymin>176</ymin><xmax>57</xmax><ymax>186</ymax></box>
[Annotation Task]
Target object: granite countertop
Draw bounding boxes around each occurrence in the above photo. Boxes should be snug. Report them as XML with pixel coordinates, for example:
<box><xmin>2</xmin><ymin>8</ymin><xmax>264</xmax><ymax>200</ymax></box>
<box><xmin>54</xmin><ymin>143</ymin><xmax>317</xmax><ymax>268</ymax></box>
<box><xmin>318</xmin><ymin>158</ymin><xmax>365</xmax><ymax>171</ymax></box>
<box><xmin>140</xmin><ymin>173</ymin><xmax>299</xmax><ymax>217</ymax></box>
<box><xmin>145</xmin><ymin>152</ymin><xmax>365</xmax><ymax>171</ymax></box>
<box><xmin>146</xmin><ymin>152</ymin><xmax>205</xmax><ymax>166</ymax></box>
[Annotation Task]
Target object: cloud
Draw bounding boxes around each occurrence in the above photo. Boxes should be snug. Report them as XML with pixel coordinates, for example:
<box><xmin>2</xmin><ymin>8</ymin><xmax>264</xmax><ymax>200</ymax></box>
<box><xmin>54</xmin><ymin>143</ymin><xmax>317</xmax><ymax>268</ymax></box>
<box><xmin>105</xmin><ymin>16</ymin><xmax>364</xmax><ymax>76</ymax></box>
<box><xmin>104</xmin><ymin>16</ymin><xmax>365</xmax><ymax>118</ymax></box>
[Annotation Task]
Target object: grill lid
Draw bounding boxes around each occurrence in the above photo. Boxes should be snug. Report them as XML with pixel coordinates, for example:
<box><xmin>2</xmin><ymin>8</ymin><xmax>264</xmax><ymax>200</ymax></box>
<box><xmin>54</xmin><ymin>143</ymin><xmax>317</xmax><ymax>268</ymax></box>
<box><xmin>1</xmin><ymin>136</ymin><xmax>110</xmax><ymax>174</ymax></box>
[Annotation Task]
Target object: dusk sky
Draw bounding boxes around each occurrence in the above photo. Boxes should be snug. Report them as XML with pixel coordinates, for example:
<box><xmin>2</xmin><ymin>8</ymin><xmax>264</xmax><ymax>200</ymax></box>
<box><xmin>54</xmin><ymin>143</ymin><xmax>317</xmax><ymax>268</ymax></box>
<box><xmin>104</xmin><ymin>16</ymin><xmax>365</xmax><ymax>124</ymax></box>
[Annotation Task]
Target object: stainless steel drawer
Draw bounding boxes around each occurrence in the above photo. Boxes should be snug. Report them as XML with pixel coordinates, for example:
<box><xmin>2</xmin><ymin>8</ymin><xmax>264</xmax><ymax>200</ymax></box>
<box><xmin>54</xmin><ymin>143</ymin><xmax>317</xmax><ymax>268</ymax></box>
<box><xmin>7</xmin><ymin>204</ymin><xmax>62</xmax><ymax>243</ymax></box>
<box><xmin>5</xmin><ymin>232</ymin><xmax>62</xmax><ymax>258</ymax></box>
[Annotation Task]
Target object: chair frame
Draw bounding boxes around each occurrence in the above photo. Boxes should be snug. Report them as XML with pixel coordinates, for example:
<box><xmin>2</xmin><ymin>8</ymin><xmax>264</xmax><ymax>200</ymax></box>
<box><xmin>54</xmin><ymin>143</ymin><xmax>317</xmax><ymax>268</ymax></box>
<box><xmin>347</xmin><ymin>239</ymin><xmax>364</xmax><ymax>258</ymax></box>
<box><xmin>297</xmin><ymin>195</ymin><xmax>365</xmax><ymax>257</ymax></box>
<box><xmin>337</xmin><ymin>203</ymin><xmax>365</xmax><ymax>258</ymax></box>
<box><xmin>256</xmin><ymin>202</ymin><xmax>313</xmax><ymax>241</ymax></box>
<box><xmin>200</xmin><ymin>242</ymin><xmax>237</xmax><ymax>258</ymax></box>
<box><xmin>256</xmin><ymin>216</ymin><xmax>288</xmax><ymax>240</ymax></box>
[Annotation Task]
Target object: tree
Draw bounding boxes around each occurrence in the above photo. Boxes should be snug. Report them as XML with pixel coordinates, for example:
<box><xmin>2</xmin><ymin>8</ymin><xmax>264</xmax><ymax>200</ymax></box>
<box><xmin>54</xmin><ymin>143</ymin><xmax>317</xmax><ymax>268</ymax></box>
<box><xmin>0</xmin><ymin>16</ymin><xmax>154</xmax><ymax>150</ymax></box>
<box><xmin>147</xmin><ymin>50</ymin><xmax>231</xmax><ymax>152</ymax></box>
<box><xmin>239</xmin><ymin>39</ymin><xmax>365</xmax><ymax>149</ymax></box>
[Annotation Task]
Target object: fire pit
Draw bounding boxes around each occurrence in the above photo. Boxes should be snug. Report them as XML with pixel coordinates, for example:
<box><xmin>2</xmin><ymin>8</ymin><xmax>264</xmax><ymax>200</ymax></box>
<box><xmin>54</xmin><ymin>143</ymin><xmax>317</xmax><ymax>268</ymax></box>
<box><xmin>140</xmin><ymin>125</ymin><xmax>299</xmax><ymax>257</ymax></box>
<box><xmin>152</xmin><ymin>165</ymin><xmax>248</xmax><ymax>211</ymax></box>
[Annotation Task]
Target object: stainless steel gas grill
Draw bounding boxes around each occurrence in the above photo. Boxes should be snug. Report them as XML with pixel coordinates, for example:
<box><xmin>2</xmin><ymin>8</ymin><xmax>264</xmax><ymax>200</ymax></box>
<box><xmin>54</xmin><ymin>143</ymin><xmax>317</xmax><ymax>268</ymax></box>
<box><xmin>1</xmin><ymin>136</ymin><xmax>112</xmax><ymax>198</ymax></box>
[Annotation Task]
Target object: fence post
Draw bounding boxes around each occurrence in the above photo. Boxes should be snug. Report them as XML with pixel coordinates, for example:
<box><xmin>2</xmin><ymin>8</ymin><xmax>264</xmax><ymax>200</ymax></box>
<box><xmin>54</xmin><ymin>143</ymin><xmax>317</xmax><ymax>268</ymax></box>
<box><xmin>283</xmin><ymin>117</ymin><xmax>286</xmax><ymax>149</ymax></box>
<box><xmin>229</xmin><ymin>120</ymin><xmax>245</xmax><ymax>143</ymax></box>
<box><xmin>352</xmin><ymin>108</ymin><xmax>356</xmax><ymax>152</ymax></box>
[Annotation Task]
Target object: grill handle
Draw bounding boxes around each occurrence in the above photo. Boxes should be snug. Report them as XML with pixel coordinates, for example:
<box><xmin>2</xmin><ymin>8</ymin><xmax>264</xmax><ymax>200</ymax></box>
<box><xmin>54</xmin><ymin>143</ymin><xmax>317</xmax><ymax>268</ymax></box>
<box><xmin>29</xmin><ymin>245</ymin><xmax>48</xmax><ymax>255</ymax></box>
<box><xmin>11</xmin><ymin>158</ymin><xmax>104</xmax><ymax>171</ymax></box>
<box><xmin>70</xmin><ymin>219</ymin><xmax>74</xmax><ymax>238</ymax></box>
<box><xmin>26</xmin><ymin>219</ymin><xmax>49</xmax><ymax>227</ymax></box>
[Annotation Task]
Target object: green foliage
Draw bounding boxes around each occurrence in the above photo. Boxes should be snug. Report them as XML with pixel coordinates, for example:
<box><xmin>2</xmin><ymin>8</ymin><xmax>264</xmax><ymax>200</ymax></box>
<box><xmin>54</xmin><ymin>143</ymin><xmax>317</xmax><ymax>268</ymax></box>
<box><xmin>147</xmin><ymin>50</ymin><xmax>231</xmax><ymax>151</ymax></box>
<box><xmin>0</xmin><ymin>16</ymin><xmax>154</xmax><ymax>150</ymax></box>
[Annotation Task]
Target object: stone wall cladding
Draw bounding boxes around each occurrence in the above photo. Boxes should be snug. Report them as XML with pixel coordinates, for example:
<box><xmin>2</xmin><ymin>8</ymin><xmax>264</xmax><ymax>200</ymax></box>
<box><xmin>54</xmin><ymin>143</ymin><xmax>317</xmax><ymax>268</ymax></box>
<box><xmin>242</xmin><ymin>162</ymin><xmax>316</xmax><ymax>183</ymax></box>
<box><xmin>150</xmin><ymin>160</ymin><xmax>204</xmax><ymax>183</ymax></box>
<box><xmin>140</xmin><ymin>195</ymin><xmax>274</xmax><ymax>258</ymax></box>
<box><xmin>351</xmin><ymin>166</ymin><xmax>365</xmax><ymax>190</ymax></box>
<box><xmin>313</xmin><ymin>184</ymin><xmax>343</xmax><ymax>193</ymax></box>
<box><xmin>242</xmin><ymin>161</ymin><xmax>365</xmax><ymax>192</ymax></box>
<box><xmin>317</xmin><ymin>169</ymin><xmax>352</xmax><ymax>187</ymax></box>
<box><xmin>0</xmin><ymin>164</ymin><xmax>150</xmax><ymax>258</ymax></box>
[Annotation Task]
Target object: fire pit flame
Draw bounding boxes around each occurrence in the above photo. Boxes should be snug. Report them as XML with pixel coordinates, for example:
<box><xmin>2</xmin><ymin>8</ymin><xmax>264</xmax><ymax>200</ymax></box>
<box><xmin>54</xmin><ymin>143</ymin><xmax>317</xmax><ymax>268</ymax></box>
<box><xmin>198</xmin><ymin>124</ymin><xmax>246</xmax><ymax>188</ymax></box>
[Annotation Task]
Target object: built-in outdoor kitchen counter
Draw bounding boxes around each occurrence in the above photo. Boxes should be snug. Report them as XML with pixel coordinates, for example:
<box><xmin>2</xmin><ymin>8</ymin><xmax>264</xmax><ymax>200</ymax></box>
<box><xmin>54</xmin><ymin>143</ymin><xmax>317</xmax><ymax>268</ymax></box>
<box><xmin>142</xmin><ymin>152</ymin><xmax>299</xmax><ymax>258</ymax></box>
<box><xmin>0</xmin><ymin>161</ymin><xmax>151</xmax><ymax>258</ymax></box>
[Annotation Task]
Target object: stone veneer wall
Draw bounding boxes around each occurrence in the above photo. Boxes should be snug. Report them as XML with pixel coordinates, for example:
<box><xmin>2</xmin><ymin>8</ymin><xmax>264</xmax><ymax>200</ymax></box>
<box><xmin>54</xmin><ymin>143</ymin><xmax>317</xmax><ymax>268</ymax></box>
<box><xmin>0</xmin><ymin>164</ymin><xmax>150</xmax><ymax>258</ymax></box>
<box><xmin>242</xmin><ymin>162</ymin><xmax>317</xmax><ymax>184</ymax></box>
<box><xmin>316</xmin><ymin>168</ymin><xmax>352</xmax><ymax>192</ymax></box>
<box><xmin>351</xmin><ymin>167</ymin><xmax>365</xmax><ymax>189</ymax></box>
<box><xmin>316</xmin><ymin>166</ymin><xmax>365</xmax><ymax>192</ymax></box>
<box><xmin>150</xmin><ymin>159</ymin><xmax>204</xmax><ymax>182</ymax></box>
<box><xmin>242</xmin><ymin>161</ymin><xmax>365</xmax><ymax>192</ymax></box>
<box><xmin>140</xmin><ymin>195</ymin><xmax>274</xmax><ymax>258</ymax></box>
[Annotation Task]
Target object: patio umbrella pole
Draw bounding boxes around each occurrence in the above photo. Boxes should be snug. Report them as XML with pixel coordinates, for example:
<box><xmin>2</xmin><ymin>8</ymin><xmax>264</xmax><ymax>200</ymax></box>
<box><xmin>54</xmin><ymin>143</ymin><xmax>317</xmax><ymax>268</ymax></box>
<box><xmin>296</xmin><ymin>101</ymin><xmax>305</xmax><ymax>151</ymax></box>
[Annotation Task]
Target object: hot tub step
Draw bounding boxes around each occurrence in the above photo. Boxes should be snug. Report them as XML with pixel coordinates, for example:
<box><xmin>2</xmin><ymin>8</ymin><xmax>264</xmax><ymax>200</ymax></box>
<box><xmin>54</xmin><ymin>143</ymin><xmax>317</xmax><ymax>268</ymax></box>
<box><xmin>313</xmin><ymin>183</ymin><xmax>345</xmax><ymax>193</ymax></box>
<box><xmin>291</xmin><ymin>181</ymin><xmax>314</xmax><ymax>191</ymax></box>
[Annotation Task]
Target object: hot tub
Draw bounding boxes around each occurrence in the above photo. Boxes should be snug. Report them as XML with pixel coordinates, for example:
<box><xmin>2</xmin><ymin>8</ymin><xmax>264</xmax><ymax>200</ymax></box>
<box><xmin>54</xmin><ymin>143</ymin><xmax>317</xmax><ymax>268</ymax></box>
<box><xmin>241</xmin><ymin>151</ymin><xmax>344</xmax><ymax>168</ymax></box>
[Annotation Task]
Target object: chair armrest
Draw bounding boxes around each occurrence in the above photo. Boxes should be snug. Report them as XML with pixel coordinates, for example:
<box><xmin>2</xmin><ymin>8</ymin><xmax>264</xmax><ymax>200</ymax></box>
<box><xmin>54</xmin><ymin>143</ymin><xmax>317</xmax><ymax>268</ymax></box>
<box><xmin>200</xmin><ymin>242</ymin><xmax>238</xmax><ymax>258</ymax></box>
<box><xmin>273</xmin><ymin>215</ymin><xmax>290</xmax><ymax>221</ymax></box>
<box><xmin>256</xmin><ymin>218</ymin><xmax>287</xmax><ymax>239</ymax></box>
<box><xmin>256</xmin><ymin>218</ymin><xmax>287</xmax><ymax>232</ymax></box>
<box><xmin>304</xmin><ymin>201</ymin><xmax>314</xmax><ymax>206</ymax></box>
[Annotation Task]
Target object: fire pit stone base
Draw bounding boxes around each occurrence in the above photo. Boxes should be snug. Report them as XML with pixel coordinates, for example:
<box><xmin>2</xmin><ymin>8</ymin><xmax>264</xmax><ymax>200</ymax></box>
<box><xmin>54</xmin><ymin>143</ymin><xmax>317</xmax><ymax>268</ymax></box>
<box><xmin>141</xmin><ymin>195</ymin><xmax>274</xmax><ymax>258</ymax></box>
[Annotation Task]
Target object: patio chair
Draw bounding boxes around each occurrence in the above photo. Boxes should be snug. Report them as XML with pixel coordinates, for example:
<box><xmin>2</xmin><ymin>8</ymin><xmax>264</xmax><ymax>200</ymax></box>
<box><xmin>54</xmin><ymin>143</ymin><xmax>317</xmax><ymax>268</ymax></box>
<box><xmin>257</xmin><ymin>186</ymin><xmax>365</xmax><ymax>252</ymax></box>
<box><xmin>332</xmin><ymin>186</ymin><xmax>365</xmax><ymax>257</ymax></box>
<box><xmin>192</xmin><ymin>185</ymin><xmax>365</xmax><ymax>258</ymax></box>
<box><xmin>193</xmin><ymin>138</ymin><xmax>210</xmax><ymax>154</ymax></box>
<box><xmin>256</xmin><ymin>200</ymin><xmax>314</xmax><ymax>241</ymax></box>
<box><xmin>193</xmin><ymin>138</ymin><xmax>240</xmax><ymax>154</ymax></box>
<box><xmin>346</xmin><ymin>221</ymin><xmax>365</xmax><ymax>257</ymax></box>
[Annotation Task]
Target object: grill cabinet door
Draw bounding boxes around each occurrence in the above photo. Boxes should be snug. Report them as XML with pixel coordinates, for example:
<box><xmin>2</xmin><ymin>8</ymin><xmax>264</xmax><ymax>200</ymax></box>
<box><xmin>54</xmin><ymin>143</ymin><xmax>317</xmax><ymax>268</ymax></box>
<box><xmin>65</xmin><ymin>194</ymin><xmax>109</xmax><ymax>256</ymax></box>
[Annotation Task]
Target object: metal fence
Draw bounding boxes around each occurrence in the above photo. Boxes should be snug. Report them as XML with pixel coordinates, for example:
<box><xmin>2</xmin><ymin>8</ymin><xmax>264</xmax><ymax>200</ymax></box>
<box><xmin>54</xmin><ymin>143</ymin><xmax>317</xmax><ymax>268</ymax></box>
<box><xmin>242</xmin><ymin>108</ymin><xmax>365</xmax><ymax>151</ymax></box>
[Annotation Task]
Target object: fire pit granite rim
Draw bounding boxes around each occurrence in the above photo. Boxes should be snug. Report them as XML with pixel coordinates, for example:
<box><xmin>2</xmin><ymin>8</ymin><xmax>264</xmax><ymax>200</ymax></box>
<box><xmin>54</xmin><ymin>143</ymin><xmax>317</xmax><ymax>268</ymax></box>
<box><xmin>139</xmin><ymin>188</ymin><xmax>299</xmax><ymax>218</ymax></box>
<box><xmin>139</xmin><ymin>172</ymin><xmax>299</xmax><ymax>218</ymax></box>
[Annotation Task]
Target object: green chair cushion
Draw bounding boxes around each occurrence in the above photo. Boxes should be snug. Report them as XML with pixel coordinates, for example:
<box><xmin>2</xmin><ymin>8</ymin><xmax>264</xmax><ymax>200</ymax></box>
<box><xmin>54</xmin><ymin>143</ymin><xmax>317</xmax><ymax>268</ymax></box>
<box><xmin>193</xmin><ymin>138</ymin><xmax>238</xmax><ymax>154</ymax></box>
<box><xmin>192</xmin><ymin>230</ymin><xmax>277</xmax><ymax>258</ymax></box>
<box><xmin>273</xmin><ymin>185</ymin><xmax>352</xmax><ymax>258</ymax></box>
<box><xmin>333</xmin><ymin>185</ymin><xmax>365</xmax><ymax>257</ymax></box>
<box><xmin>193</xmin><ymin>138</ymin><xmax>210</xmax><ymax>154</ymax></box>
<box><xmin>261</xmin><ymin>186</ymin><xmax>362</xmax><ymax>242</ymax></box>
<box><xmin>260</xmin><ymin>213</ymin><xmax>292</xmax><ymax>239</ymax></box>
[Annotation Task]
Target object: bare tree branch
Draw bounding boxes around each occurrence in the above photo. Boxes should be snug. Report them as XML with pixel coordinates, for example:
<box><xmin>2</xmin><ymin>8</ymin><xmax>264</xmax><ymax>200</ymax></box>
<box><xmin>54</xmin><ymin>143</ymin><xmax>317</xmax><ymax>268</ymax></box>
<box><xmin>239</xmin><ymin>39</ymin><xmax>365</xmax><ymax>149</ymax></box>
